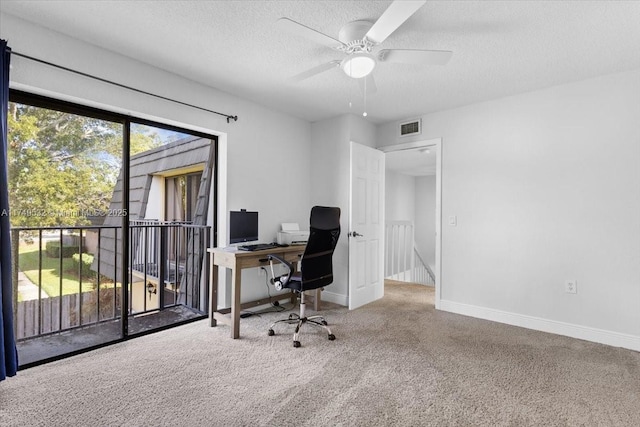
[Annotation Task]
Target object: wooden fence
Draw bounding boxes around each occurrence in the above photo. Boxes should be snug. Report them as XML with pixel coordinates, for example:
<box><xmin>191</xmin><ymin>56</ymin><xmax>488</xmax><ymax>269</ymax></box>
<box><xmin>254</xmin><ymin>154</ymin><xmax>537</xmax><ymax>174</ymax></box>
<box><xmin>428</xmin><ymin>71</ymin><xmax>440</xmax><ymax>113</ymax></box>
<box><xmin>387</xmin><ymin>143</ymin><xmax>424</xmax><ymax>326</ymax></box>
<box><xmin>16</xmin><ymin>291</ymin><xmax>120</xmax><ymax>340</ymax></box>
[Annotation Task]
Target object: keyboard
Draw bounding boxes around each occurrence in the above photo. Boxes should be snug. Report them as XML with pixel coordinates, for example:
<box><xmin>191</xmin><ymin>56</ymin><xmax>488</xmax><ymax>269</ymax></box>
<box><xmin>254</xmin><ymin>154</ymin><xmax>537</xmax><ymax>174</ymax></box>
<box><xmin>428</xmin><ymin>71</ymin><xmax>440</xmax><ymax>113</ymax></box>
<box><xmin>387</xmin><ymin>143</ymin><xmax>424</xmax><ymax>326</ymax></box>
<box><xmin>238</xmin><ymin>243</ymin><xmax>279</xmax><ymax>252</ymax></box>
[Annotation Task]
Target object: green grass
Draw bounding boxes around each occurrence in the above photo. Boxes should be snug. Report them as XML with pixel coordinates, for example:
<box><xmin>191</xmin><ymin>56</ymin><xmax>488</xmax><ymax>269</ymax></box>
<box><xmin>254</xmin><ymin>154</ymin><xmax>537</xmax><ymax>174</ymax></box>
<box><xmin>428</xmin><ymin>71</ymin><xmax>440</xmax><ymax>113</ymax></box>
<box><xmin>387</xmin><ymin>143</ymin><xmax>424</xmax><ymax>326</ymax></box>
<box><xmin>18</xmin><ymin>243</ymin><xmax>100</xmax><ymax>297</ymax></box>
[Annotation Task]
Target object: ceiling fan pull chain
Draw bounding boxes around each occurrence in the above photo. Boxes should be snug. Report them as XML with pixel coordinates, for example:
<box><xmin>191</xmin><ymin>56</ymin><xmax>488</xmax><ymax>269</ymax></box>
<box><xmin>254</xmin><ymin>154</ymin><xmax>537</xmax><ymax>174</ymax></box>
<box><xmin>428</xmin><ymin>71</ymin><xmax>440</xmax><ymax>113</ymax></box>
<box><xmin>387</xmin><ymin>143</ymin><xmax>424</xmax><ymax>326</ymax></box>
<box><xmin>363</xmin><ymin>77</ymin><xmax>368</xmax><ymax>117</ymax></box>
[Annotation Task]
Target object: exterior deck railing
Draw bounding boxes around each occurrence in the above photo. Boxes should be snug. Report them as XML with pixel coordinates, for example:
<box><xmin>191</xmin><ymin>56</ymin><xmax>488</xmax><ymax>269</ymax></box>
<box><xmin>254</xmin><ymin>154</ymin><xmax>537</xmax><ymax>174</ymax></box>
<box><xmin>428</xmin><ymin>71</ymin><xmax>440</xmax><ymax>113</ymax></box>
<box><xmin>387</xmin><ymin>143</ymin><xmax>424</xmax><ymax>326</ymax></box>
<box><xmin>129</xmin><ymin>221</ymin><xmax>210</xmax><ymax>315</ymax></box>
<box><xmin>11</xmin><ymin>222</ymin><xmax>210</xmax><ymax>341</ymax></box>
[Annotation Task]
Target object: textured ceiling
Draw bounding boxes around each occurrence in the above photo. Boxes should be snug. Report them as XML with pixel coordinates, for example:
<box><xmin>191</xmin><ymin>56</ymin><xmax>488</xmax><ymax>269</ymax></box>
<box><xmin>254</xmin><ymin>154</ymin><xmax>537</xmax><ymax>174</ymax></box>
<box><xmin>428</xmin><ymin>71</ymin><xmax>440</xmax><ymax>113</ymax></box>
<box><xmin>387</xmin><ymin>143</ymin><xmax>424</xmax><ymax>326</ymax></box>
<box><xmin>1</xmin><ymin>1</ymin><xmax>640</xmax><ymax>124</ymax></box>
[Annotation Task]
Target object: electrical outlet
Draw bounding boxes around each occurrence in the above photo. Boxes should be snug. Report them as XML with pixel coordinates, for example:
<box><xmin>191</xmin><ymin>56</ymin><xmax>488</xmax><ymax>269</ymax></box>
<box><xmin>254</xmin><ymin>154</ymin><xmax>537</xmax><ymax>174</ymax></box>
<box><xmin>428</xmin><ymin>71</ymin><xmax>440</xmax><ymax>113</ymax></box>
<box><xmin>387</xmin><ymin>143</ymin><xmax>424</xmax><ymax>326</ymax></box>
<box><xmin>565</xmin><ymin>280</ymin><xmax>577</xmax><ymax>294</ymax></box>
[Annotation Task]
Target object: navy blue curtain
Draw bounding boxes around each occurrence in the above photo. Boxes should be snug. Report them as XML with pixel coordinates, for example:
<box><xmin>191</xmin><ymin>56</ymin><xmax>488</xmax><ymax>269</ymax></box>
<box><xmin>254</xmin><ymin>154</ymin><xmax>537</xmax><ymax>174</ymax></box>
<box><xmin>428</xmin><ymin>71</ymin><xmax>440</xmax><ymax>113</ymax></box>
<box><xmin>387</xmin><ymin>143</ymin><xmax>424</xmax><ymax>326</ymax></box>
<box><xmin>1</xmin><ymin>39</ymin><xmax>18</xmax><ymax>380</ymax></box>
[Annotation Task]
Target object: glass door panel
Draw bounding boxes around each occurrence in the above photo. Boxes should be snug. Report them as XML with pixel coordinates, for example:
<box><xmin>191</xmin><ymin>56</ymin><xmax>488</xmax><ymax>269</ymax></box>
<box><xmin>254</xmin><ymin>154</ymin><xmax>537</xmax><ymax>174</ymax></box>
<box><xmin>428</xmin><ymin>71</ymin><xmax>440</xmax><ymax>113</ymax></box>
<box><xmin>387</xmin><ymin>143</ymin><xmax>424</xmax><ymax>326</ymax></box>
<box><xmin>127</xmin><ymin>124</ymin><xmax>212</xmax><ymax>335</ymax></box>
<box><xmin>8</xmin><ymin>100</ymin><xmax>124</xmax><ymax>366</ymax></box>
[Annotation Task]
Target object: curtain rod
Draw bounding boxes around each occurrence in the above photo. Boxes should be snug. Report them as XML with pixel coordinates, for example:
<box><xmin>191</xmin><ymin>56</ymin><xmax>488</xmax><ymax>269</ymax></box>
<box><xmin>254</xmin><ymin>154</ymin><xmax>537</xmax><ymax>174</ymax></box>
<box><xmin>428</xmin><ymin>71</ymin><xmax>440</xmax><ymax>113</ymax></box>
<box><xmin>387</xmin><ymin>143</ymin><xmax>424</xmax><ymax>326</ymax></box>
<box><xmin>9</xmin><ymin>50</ymin><xmax>239</xmax><ymax>123</ymax></box>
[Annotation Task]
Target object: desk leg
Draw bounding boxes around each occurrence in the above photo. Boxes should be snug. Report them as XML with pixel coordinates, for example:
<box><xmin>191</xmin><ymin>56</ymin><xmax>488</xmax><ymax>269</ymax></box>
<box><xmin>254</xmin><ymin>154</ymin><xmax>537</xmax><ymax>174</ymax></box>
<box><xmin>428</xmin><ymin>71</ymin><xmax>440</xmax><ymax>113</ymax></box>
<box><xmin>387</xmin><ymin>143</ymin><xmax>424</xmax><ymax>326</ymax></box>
<box><xmin>209</xmin><ymin>264</ymin><xmax>218</xmax><ymax>327</ymax></box>
<box><xmin>230</xmin><ymin>265</ymin><xmax>241</xmax><ymax>339</ymax></box>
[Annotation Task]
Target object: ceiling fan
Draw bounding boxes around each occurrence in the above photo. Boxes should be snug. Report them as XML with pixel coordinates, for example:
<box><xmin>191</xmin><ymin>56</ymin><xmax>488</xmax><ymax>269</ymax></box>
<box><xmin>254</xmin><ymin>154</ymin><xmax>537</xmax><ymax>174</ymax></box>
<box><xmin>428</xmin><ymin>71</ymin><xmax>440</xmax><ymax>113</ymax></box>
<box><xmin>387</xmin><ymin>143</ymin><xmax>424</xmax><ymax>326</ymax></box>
<box><xmin>277</xmin><ymin>0</ymin><xmax>452</xmax><ymax>88</ymax></box>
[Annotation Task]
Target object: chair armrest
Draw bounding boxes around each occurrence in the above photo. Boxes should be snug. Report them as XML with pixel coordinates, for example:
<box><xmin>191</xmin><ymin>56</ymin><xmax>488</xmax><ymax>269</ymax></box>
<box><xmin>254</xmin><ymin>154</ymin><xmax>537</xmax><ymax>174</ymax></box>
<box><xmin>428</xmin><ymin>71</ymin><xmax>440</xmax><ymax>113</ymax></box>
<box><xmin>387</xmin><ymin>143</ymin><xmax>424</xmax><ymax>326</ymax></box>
<box><xmin>267</xmin><ymin>254</ymin><xmax>293</xmax><ymax>290</ymax></box>
<box><xmin>267</xmin><ymin>254</ymin><xmax>293</xmax><ymax>273</ymax></box>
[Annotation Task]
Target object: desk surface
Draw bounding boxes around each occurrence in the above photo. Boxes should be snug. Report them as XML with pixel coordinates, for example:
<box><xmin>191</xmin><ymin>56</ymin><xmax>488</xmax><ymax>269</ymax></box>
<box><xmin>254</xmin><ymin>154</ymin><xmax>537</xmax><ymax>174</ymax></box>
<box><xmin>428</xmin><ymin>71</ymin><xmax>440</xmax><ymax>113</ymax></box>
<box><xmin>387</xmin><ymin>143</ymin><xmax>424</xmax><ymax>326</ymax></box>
<box><xmin>209</xmin><ymin>244</ymin><xmax>305</xmax><ymax>254</ymax></box>
<box><xmin>208</xmin><ymin>245</ymin><xmax>305</xmax><ymax>268</ymax></box>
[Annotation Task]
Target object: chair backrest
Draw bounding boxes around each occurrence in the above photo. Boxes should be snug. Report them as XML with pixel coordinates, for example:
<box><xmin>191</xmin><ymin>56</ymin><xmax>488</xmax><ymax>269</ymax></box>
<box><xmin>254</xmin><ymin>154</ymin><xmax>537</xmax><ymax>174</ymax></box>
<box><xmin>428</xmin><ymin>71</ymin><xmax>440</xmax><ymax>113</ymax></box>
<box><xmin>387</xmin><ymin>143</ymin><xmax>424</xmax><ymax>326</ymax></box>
<box><xmin>300</xmin><ymin>206</ymin><xmax>341</xmax><ymax>291</ymax></box>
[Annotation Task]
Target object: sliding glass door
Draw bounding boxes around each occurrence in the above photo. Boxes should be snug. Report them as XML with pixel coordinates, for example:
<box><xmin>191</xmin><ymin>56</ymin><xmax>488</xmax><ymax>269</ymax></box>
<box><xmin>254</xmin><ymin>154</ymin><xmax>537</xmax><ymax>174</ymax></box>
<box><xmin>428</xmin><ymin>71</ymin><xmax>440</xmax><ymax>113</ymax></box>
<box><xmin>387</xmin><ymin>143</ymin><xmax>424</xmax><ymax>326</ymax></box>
<box><xmin>8</xmin><ymin>91</ymin><xmax>217</xmax><ymax>366</ymax></box>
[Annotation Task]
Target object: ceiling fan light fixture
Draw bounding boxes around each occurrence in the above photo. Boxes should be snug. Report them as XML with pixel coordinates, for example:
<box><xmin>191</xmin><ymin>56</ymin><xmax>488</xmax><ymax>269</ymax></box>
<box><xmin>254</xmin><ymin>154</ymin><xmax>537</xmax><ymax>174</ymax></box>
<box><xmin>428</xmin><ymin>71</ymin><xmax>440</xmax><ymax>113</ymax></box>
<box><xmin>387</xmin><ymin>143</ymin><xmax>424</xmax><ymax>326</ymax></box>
<box><xmin>341</xmin><ymin>52</ymin><xmax>376</xmax><ymax>79</ymax></box>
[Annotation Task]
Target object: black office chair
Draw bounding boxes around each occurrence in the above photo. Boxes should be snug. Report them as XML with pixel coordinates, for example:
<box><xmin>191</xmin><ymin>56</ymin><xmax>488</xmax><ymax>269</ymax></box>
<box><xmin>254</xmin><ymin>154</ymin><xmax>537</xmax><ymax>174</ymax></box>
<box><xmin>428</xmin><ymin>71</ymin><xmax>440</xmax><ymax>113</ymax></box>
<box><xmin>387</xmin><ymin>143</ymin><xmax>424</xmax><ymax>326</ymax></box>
<box><xmin>267</xmin><ymin>206</ymin><xmax>341</xmax><ymax>347</ymax></box>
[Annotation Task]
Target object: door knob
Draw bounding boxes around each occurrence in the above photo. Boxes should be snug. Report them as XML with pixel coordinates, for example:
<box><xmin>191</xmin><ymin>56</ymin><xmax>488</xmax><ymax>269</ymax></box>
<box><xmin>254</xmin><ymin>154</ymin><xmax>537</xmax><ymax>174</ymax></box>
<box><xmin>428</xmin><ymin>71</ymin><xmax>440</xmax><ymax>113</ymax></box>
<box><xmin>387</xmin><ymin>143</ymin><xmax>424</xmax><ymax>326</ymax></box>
<box><xmin>350</xmin><ymin>231</ymin><xmax>363</xmax><ymax>238</ymax></box>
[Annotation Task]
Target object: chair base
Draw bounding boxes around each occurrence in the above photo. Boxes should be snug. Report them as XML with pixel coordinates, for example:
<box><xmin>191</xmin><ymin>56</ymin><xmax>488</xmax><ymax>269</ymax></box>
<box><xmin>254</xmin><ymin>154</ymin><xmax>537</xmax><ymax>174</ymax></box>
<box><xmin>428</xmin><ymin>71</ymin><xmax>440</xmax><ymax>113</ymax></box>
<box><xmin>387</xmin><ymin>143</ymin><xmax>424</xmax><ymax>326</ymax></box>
<box><xmin>268</xmin><ymin>313</ymin><xmax>335</xmax><ymax>347</ymax></box>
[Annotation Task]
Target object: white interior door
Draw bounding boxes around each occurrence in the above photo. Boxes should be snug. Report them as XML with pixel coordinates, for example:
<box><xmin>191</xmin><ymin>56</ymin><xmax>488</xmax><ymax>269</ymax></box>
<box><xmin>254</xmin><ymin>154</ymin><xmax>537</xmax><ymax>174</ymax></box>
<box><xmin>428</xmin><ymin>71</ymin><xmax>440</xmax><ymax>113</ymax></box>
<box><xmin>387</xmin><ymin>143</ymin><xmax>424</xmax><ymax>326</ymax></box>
<box><xmin>349</xmin><ymin>141</ymin><xmax>385</xmax><ymax>309</ymax></box>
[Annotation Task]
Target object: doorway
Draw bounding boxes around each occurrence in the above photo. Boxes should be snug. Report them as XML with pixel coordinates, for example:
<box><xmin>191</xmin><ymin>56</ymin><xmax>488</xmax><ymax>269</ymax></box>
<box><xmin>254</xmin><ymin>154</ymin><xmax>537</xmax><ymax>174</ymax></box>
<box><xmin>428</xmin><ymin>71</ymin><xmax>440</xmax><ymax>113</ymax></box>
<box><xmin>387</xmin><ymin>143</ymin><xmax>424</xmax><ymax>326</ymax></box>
<box><xmin>380</xmin><ymin>138</ymin><xmax>442</xmax><ymax>308</ymax></box>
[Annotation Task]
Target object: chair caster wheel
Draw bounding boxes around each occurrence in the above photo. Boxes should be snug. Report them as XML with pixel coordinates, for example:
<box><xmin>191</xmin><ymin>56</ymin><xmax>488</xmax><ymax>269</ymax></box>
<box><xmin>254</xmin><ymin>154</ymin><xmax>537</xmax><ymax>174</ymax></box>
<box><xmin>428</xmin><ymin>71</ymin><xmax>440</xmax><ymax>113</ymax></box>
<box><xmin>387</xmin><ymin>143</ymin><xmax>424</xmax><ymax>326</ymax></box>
<box><xmin>321</xmin><ymin>320</ymin><xmax>328</xmax><ymax>326</ymax></box>
<box><xmin>268</xmin><ymin>329</ymin><xmax>275</xmax><ymax>336</ymax></box>
<box><xmin>328</xmin><ymin>334</ymin><xmax>336</xmax><ymax>341</ymax></box>
<box><xmin>293</xmin><ymin>341</ymin><xmax>301</xmax><ymax>348</ymax></box>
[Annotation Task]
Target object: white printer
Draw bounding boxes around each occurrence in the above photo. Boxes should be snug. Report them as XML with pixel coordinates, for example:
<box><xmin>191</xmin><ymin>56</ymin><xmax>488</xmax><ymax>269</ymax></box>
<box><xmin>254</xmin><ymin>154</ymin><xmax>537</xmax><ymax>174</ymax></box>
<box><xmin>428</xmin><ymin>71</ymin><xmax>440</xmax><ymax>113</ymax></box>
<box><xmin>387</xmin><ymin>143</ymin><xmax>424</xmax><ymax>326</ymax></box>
<box><xmin>277</xmin><ymin>223</ymin><xmax>309</xmax><ymax>245</ymax></box>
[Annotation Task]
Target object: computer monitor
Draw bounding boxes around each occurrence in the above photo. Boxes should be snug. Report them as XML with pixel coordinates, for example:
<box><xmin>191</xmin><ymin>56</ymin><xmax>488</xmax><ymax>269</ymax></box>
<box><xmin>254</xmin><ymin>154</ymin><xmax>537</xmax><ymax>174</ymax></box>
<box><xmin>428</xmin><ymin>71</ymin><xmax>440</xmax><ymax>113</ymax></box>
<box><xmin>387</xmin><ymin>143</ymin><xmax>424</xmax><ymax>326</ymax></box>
<box><xmin>229</xmin><ymin>210</ymin><xmax>259</xmax><ymax>244</ymax></box>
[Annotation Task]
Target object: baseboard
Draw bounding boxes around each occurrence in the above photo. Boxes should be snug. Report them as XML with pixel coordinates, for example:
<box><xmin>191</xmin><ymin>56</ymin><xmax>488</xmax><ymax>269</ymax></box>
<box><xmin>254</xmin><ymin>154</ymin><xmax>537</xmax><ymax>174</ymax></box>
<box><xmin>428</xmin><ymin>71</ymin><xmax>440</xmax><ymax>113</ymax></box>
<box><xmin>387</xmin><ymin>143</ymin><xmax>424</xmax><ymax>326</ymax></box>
<box><xmin>439</xmin><ymin>299</ymin><xmax>640</xmax><ymax>352</ymax></box>
<box><xmin>320</xmin><ymin>290</ymin><xmax>348</xmax><ymax>307</ymax></box>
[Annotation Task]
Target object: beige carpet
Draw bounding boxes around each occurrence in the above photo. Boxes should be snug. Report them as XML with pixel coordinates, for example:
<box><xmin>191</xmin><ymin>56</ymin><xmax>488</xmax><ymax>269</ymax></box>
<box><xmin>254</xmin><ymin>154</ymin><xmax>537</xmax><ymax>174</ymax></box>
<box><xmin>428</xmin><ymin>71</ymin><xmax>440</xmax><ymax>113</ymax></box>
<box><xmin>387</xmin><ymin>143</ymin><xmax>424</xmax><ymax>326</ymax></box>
<box><xmin>1</xmin><ymin>281</ymin><xmax>639</xmax><ymax>426</ymax></box>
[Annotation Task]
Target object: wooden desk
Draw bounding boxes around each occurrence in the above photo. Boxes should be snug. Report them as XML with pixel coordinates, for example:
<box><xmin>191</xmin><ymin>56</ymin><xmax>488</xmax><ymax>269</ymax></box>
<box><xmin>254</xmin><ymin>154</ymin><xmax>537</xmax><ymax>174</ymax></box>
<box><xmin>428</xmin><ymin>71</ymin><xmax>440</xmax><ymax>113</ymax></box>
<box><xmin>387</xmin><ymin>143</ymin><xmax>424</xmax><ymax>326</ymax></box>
<box><xmin>208</xmin><ymin>245</ymin><xmax>321</xmax><ymax>339</ymax></box>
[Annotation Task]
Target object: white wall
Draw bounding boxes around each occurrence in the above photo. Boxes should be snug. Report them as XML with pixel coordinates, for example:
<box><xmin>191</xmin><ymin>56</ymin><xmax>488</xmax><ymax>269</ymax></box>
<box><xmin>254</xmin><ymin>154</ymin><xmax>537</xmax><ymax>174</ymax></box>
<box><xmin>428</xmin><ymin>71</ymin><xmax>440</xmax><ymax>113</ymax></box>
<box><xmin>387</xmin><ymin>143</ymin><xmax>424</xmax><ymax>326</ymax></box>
<box><xmin>385</xmin><ymin>171</ymin><xmax>415</xmax><ymax>222</ymax></box>
<box><xmin>310</xmin><ymin>115</ymin><xmax>349</xmax><ymax>304</ymax></box>
<box><xmin>1</xmin><ymin>12</ymin><xmax>313</xmax><ymax>305</ymax></box>
<box><xmin>310</xmin><ymin>114</ymin><xmax>376</xmax><ymax>304</ymax></box>
<box><xmin>348</xmin><ymin>114</ymin><xmax>378</xmax><ymax>149</ymax></box>
<box><xmin>378</xmin><ymin>69</ymin><xmax>640</xmax><ymax>350</ymax></box>
<box><xmin>415</xmin><ymin>175</ymin><xmax>437</xmax><ymax>269</ymax></box>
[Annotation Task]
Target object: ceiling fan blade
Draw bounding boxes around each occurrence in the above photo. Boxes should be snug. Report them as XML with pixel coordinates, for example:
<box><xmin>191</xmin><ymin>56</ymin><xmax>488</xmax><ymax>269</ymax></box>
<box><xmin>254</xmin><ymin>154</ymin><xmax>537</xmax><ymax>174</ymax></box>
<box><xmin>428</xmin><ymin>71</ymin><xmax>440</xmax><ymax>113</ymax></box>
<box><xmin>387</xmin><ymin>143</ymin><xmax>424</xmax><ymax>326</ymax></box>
<box><xmin>358</xmin><ymin>74</ymin><xmax>377</xmax><ymax>95</ymax></box>
<box><xmin>378</xmin><ymin>49</ymin><xmax>453</xmax><ymax>65</ymax></box>
<box><xmin>365</xmin><ymin>0</ymin><xmax>426</xmax><ymax>45</ymax></box>
<box><xmin>290</xmin><ymin>61</ymin><xmax>340</xmax><ymax>82</ymax></box>
<box><xmin>277</xmin><ymin>18</ymin><xmax>345</xmax><ymax>49</ymax></box>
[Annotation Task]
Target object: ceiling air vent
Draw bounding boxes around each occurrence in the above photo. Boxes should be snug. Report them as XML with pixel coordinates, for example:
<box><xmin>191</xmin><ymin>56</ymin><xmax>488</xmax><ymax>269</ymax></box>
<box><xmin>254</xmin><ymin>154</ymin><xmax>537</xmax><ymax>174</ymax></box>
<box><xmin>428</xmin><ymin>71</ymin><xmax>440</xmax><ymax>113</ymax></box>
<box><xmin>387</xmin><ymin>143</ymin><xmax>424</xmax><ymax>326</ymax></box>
<box><xmin>399</xmin><ymin>118</ymin><xmax>421</xmax><ymax>137</ymax></box>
